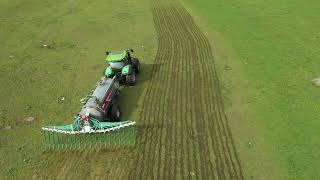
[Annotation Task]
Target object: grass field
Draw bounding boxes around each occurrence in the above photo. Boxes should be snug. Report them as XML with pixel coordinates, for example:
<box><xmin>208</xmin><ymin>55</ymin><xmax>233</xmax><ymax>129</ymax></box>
<box><xmin>183</xmin><ymin>0</ymin><xmax>320</xmax><ymax>179</ymax></box>
<box><xmin>0</xmin><ymin>0</ymin><xmax>319</xmax><ymax>179</ymax></box>
<box><xmin>0</xmin><ymin>0</ymin><xmax>157</xmax><ymax>178</ymax></box>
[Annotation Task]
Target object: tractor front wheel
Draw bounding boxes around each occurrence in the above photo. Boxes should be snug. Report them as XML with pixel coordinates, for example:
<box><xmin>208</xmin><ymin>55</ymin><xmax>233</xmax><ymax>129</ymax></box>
<box><xmin>132</xmin><ymin>58</ymin><xmax>140</xmax><ymax>73</ymax></box>
<box><xmin>109</xmin><ymin>103</ymin><xmax>121</xmax><ymax>122</ymax></box>
<box><xmin>126</xmin><ymin>72</ymin><xmax>136</xmax><ymax>86</ymax></box>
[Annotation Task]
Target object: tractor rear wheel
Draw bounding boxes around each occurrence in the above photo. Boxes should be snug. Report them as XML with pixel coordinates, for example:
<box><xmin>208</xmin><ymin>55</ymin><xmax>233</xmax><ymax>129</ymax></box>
<box><xmin>109</xmin><ymin>103</ymin><xmax>120</xmax><ymax>122</ymax></box>
<box><xmin>132</xmin><ymin>58</ymin><xmax>140</xmax><ymax>73</ymax></box>
<box><xmin>126</xmin><ymin>72</ymin><xmax>136</xmax><ymax>86</ymax></box>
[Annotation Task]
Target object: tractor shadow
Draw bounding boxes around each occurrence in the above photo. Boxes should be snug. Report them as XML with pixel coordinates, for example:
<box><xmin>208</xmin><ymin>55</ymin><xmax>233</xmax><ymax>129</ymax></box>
<box><xmin>134</xmin><ymin>62</ymin><xmax>160</xmax><ymax>84</ymax></box>
<box><xmin>117</xmin><ymin>62</ymin><xmax>160</xmax><ymax>122</ymax></box>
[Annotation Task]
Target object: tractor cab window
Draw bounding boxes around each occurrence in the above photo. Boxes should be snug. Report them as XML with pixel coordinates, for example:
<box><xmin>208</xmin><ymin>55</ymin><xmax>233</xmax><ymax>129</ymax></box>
<box><xmin>109</xmin><ymin>61</ymin><xmax>124</xmax><ymax>69</ymax></box>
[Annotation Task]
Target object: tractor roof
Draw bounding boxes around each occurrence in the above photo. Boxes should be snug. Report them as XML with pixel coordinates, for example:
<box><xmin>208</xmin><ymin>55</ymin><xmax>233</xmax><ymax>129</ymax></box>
<box><xmin>106</xmin><ymin>51</ymin><xmax>127</xmax><ymax>62</ymax></box>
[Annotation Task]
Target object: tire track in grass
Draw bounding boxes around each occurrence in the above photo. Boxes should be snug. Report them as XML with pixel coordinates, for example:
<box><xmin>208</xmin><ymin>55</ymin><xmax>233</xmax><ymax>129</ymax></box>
<box><xmin>194</xmin><ymin>30</ymin><xmax>220</xmax><ymax>179</ymax></box>
<box><xmin>141</xmin><ymin>5</ymin><xmax>181</xmax><ymax>179</ymax></box>
<box><xmin>187</xmin><ymin>32</ymin><xmax>201</xmax><ymax>180</ymax></box>
<box><xmin>152</xmin><ymin>7</ymin><xmax>168</xmax><ymax>179</ymax></box>
<box><xmin>162</xmin><ymin>7</ymin><xmax>183</xmax><ymax>179</ymax></box>
<box><xmin>177</xmin><ymin>5</ymin><xmax>244</xmax><ymax>179</ymax></box>
<box><xmin>152</xmin><ymin>7</ymin><xmax>172</xmax><ymax>179</ymax></box>
<box><xmin>171</xmin><ymin>6</ymin><xmax>215</xmax><ymax>179</ymax></box>
<box><xmin>132</xmin><ymin>12</ymin><xmax>166</xmax><ymax>177</ymax></box>
<box><xmin>175</xmin><ymin>34</ymin><xmax>185</xmax><ymax>180</ymax></box>
<box><xmin>175</xmin><ymin>7</ymin><xmax>227</xmax><ymax>179</ymax></box>
<box><xmin>154</xmin><ymin>5</ymin><xmax>204</xmax><ymax>179</ymax></box>
<box><xmin>169</xmin><ymin>7</ymin><xmax>202</xmax><ymax>179</ymax></box>
<box><xmin>149</xmin><ymin>11</ymin><xmax>175</xmax><ymax>179</ymax></box>
<box><xmin>174</xmin><ymin>9</ymin><xmax>194</xmax><ymax>179</ymax></box>
<box><xmin>169</xmin><ymin>6</ymin><xmax>193</xmax><ymax>179</ymax></box>
<box><xmin>150</xmin><ymin>2</ymin><xmax>210</xmax><ymax>179</ymax></box>
<box><xmin>130</xmin><ymin>50</ymin><xmax>157</xmax><ymax>178</ymax></box>
<box><xmin>149</xmin><ymin>27</ymin><xmax>172</xmax><ymax>180</ymax></box>
<box><xmin>188</xmin><ymin>35</ymin><xmax>202</xmax><ymax>180</ymax></box>
<box><xmin>182</xmin><ymin>9</ymin><xmax>215</xmax><ymax>179</ymax></box>
<box><xmin>132</xmin><ymin>6</ymin><xmax>173</xmax><ymax>178</ymax></box>
<box><xmin>175</xmin><ymin>13</ymin><xmax>187</xmax><ymax>179</ymax></box>
<box><xmin>195</xmin><ymin>36</ymin><xmax>227</xmax><ymax>178</ymax></box>
<box><xmin>163</xmin><ymin>29</ymin><xmax>177</xmax><ymax>180</ymax></box>
<box><xmin>157</xmin><ymin>5</ymin><xmax>183</xmax><ymax>180</ymax></box>
<box><xmin>152</xmin><ymin>7</ymin><xmax>169</xmax><ymax>180</ymax></box>
<box><xmin>176</xmin><ymin>5</ymin><xmax>241</xmax><ymax>179</ymax></box>
<box><xmin>130</xmin><ymin>0</ymin><xmax>244</xmax><ymax>179</ymax></box>
<box><xmin>213</xmin><ymin>61</ymin><xmax>244</xmax><ymax>179</ymax></box>
<box><xmin>191</xmin><ymin>41</ymin><xmax>211</xmax><ymax>179</ymax></box>
<box><xmin>137</xmin><ymin>53</ymin><xmax>163</xmax><ymax>178</ymax></box>
<box><xmin>199</xmin><ymin>27</ymin><xmax>235</xmax><ymax>178</ymax></box>
<box><xmin>185</xmin><ymin>7</ymin><xmax>243</xmax><ymax>178</ymax></box>
<box><xmin>183</xmin><ymin>36</ymin><xmax>194</xmax><ymax>179</ymax></box>
<box><xmin>163</xmin><ymin>37</ymin><xmax>176</xmax><ymax>179</ymax></box>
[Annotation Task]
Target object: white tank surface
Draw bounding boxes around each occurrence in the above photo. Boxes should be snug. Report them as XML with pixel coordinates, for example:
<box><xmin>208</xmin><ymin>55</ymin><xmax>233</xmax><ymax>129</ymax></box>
<box><xmin>79</xmin><ymin>76</ymin><xmax>119</xmax><ymax>122</ymax></box>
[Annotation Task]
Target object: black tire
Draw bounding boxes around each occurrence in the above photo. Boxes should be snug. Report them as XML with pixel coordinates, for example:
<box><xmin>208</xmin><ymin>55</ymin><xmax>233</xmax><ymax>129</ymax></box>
<box><xmin>108</xmin><ymin>103</ymin><xmax>120</xmax><ymax>122</ymax></box>
<box><xmin>126</xmin><ymin>72</ymin><xmax>136</xmax><ymax>86</ymax></box>
<box><xmin>132</xmin><ymin>58</ymin><xmax>140</xmax><ymax>74</ymax></box>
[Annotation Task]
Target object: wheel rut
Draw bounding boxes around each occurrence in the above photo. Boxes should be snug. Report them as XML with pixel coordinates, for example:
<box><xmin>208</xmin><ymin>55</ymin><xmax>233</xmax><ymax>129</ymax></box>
<box><xmin>129</xmin><ymin>0</ymin><xmax>244</xmax><ymax>179</ymax></box>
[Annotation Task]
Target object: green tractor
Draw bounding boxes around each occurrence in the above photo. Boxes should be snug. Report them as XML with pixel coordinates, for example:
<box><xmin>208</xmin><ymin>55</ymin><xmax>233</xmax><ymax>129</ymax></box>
<box><xmin>104</xmin><ymin>49</ymin><xmax>140</xmax><ymax>86</ymax></box>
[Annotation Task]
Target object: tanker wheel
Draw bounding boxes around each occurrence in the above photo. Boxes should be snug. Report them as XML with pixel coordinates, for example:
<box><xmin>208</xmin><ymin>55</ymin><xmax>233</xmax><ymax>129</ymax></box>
<box><xmin>109</xmin><ymin>103</ymin><xmax>120</xmax><ymax>122</ymax></box>
<box><xmin>126</xmin><ymin>72</ymin><xmax>136</xmax><ymax>86</ymax></box>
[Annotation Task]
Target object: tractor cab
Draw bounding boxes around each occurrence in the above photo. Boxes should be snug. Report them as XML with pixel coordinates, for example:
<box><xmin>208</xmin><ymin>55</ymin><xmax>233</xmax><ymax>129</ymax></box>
<box><xmin>104</xmin><ymin>49</ymin><xmax>140</xmax><ymax>86</ymax></box>
<box><xmin>106</xmin><ymin>51</ymin><xmax>130</xmax><ymax>70</ymax></box>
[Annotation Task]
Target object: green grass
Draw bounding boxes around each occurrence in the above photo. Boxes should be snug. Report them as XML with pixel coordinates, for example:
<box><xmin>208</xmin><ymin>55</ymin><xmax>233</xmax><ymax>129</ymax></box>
<box><xmin>0</xmin><ymin>0</ymin><xmax>156</xmax><ymax>178</ymax></box>
<box><xmin>1</xmin><ymin>0</ymin><xmax>319</xmax><ymax>179</ymax></box>
<box><xmin>183</xmin><ymin>0</ymin><xmax>320</xmax><ymax>179</ymax></box>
